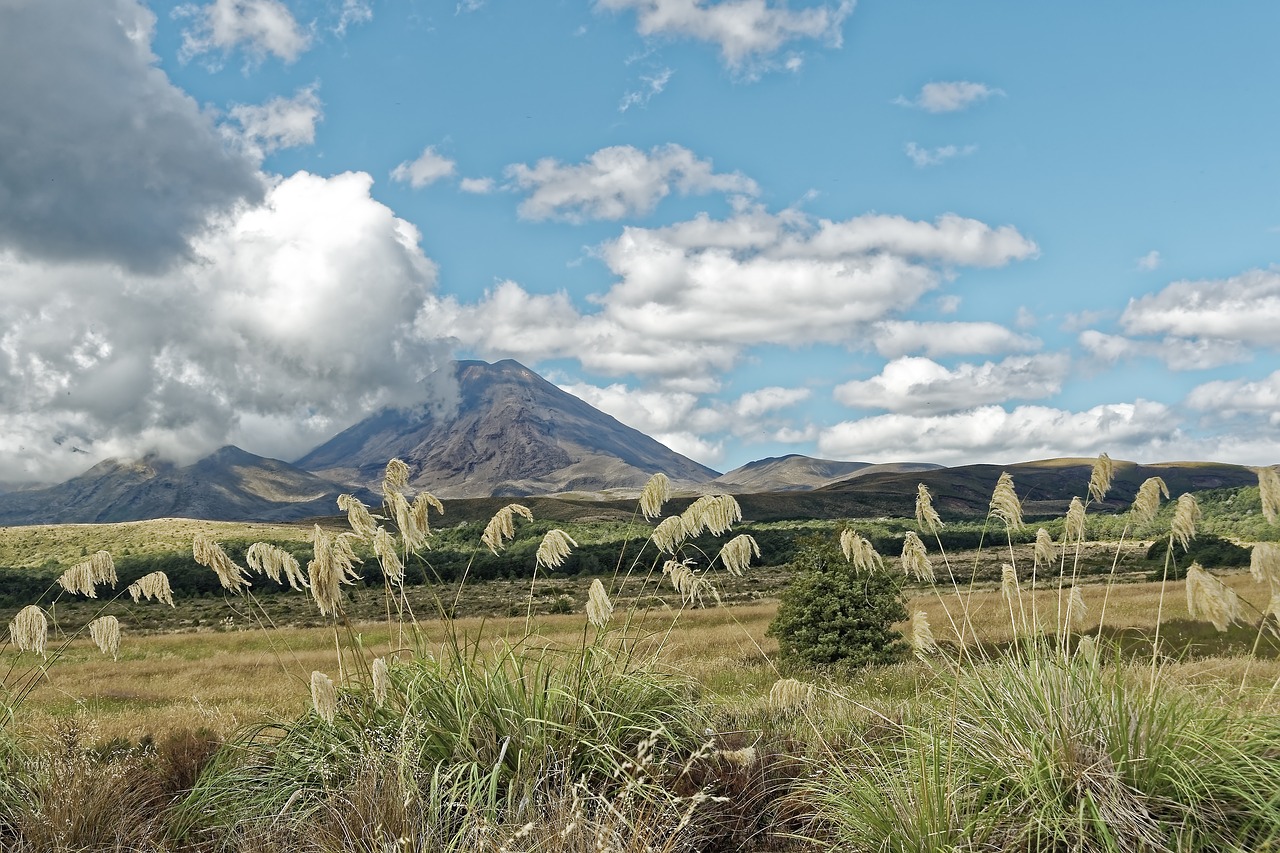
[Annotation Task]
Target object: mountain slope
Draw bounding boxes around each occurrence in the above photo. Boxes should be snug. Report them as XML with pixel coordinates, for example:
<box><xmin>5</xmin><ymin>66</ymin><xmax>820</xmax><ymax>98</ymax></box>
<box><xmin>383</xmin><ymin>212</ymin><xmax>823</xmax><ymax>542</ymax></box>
<box><xmin>0</xmin><ymin>446</ymin><xmax>374</xmax><ymax>525</ymax></box>
<box><xmin>710</xmin><ymin>455</ymin><xmax>942</xmax><ymax>493</ymax></box>
<box><xmin>296</xmin><ymin>359</ymin><xmax>721</xmax><ymax>497</ymax></box>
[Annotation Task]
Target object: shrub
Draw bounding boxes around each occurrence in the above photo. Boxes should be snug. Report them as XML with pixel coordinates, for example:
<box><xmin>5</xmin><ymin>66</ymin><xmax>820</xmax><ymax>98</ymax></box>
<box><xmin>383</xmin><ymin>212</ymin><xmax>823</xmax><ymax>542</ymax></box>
<box><xmin>766</xmin><ymin>535</ymin><xmax>908</xmax><ymax>670</ymax></box>
<box><xmin>1146</xmin><ymin>532</ymin><xmax>1251</xmax><ymax>580</ymax></box>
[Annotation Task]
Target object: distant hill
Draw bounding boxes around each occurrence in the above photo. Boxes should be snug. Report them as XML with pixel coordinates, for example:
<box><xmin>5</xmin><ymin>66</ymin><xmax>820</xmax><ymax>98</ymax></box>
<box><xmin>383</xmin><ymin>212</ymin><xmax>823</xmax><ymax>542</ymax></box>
<box><xmin>296</xmin><ymin>359</ymin><xmax>720</xmax><ymax>497</ymax></box>
<box><xmin>710</xmin><ymin>455</ymin><xmax>941</xmax><ymax>493</ymax></box>
<box><xmin>0</xmin><ymin>446</ymin><xmax>375</xmax><ymax>525</ymax></box>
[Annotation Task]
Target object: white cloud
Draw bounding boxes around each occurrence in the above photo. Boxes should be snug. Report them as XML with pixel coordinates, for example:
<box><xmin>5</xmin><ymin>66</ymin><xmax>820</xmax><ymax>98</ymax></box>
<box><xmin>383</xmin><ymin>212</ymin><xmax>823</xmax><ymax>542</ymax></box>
<box><xmin>619</xmin><ymin>67</ymin><xmax>674</xmax><ymax>111</ymax></box>
<box><xmin>1079</xmin><ymin>330</ymin><xmax>1250</xmax><ymax>371</ymax></box>
<box><xmin>935</xmin><ymin>295</ymin><xmax>961</xmax><ymax>314</ymax></box>
<box><xmin>597</xmin><ymin>0</ymin><xmax>854</xmax><ymax>75</ymax></box>
<box><xmin>1121</xmin><ymin>268</ymin><xmax>1280</xmax><ymax>346</ymax></box>
<box><xmin>818</xmin><ymin>400</ymin><xmax>1179</xmax><ymax>466</ymax></box>
<box><xmin>422</xmin><ymin>206</ymin><xmax>1038</xmax><ymax>384</ymax></box>
<box><xmin>1014</xmin><ymin>306</ymin><xmax>1037</xmax><ymax>330</ymax></box>
<box><xmin>228</xmin><ymin>86</ymin><xmax>323</xmax><ymax>159</ymax></box>
<box><xmin>833</xmin><ymin>354</ymin><xmax>1069</xmax><ymax>414</ymax></box>
<box><xmin>872</xmin><ymin>321</ymin><xmax>1041</xmax><ymax>358</ymax></box>
<box><xmin>905</xmin><ymin>142</ymin><xmax>976</xmax><ymax>168</ymax></box>
<box><xmin>1137</xmin><ymin>250</ymin><xmax>1162</xmax><ymax>271</ymax></box>
<box><xmin>896</xmin><ymin>81</ymin><xmax>1004</xmax><ymax>113</ymax></box>
<box><xmin>178</xmin><ymin>0</ymin><xmax>311</xmax><ymax>64</ymax></box>
<box><xmin>334</xmin><ymin>0</ymin><xmax>373</xmax><ymax>35</ymax></box>
<box><xmin>0</xmin><ymin>171</ymin><xmax>455</xmax><ymax>483</ymax></box>
<box><xmin>391</xmin><ymin>146</ymin><xmax>458</xmax><ymax>189</ymax></box>
<box><xmin>505</xmin><ymin>144</ymin><xmax>758</xmax><ymax>222</ymax></box>
<box><xmin>1185</xmin><ymin>370</ymin><xmax>1280</xmax><ymax>417</ymax></box>
<box><xmin>733</xmin><ymin>386</ymin><xmax>811</xmax><ymax>418</ymax></box>
<box><xmin>0</xmin><ymin>0</ymin><xmax>262</xmax><ymax>272</ymax></box>
<box><xmin>460</xmin><ymin>177</ymin><xmax>496</xmax><ymax>194</ymax></box>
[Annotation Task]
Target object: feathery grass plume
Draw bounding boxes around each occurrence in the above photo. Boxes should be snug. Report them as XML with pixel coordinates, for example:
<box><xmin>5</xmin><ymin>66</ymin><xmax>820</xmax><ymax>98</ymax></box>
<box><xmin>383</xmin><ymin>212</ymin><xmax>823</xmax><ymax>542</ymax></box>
<box><xmin>371</xmin><ymin>657</ymin><xmax>390</xmax><ymax>708</ymax></box>
<box><xmin>1269</xmin><ymin>590</ymin><xmax>1280</xmax><ymax>621</ymax></box>
<box><xmin>382</xmin><ymin>458</ymin><xmax>411</xmax><ymax>495</ymax></box>
<box><xmin>536</xmin><ymin>529</ymin><xmax>578</xmax><ymax>570</ymax></box>
<box><xmin>680</xmin><ymin>494</ymin><xmax>741</xmax><ymax>537</ymax></box>
<box><xmin>1001</xmin><ymin>563</ymin><xmax>1020</xmax><ymax>605</ymax></box>
<box><xmin>915</xmin><ymin>483</ymin><xmax>944</xmax><ymax>534</ymax></box>
<box><xmin>1171</xmin><ymin>492</ymin><xmax>1202</xmax><ymax>551</ymax></box>
<box><xmin>337</xmin><ymin>494</ymin><xmax>379</xmax><ymax>541</ymax></box>
<box><xmin>127</xmin><ymin>571</ymin><xmax>175</xmax><ymax>607</ymax></box>
<box><xmin>900</xmin><ymin>531</ymin><xmax>935</xmax><ymax>583</ymax></box>
<box><xmin>1087</xmin><ymin>452</ymin><xmax>1114</xmax><ymax>503</ymax></box>
<box><xmin>310</xmin><ymin>671</ymin><xmax>338</xmax><ymax>724</ymax></box>
<box><xmin>1258</xmin><ymin>466</ymin><xmax>1280</xmax><ymax>525</ymax></box>
<box><xmin>1075</xmin><ymin>633</ymin><xmax>1099</xmax><ymax>665</ymax></box>
<box><xmin>1065</xmin><ymin>585</ymin><xmax>1088</xmax><ymax>631</ymax></box>
<box><xmin>650</xmin><ymin>515</ymin><xmax>686</xmax><ymax>555</ymax></box>
<box><xmin>56</xmin><ymin>561</ymin><xmax>98</xmax><ymax>598</ymax></box>
<box><xmin>639</xmin><ymin>472</ymin><xmax>672</xmax><ymax>520</ymax></box>
<box><xmin>1034</xmin><ymin>527</ymin><xmax>1055</xmax><ymax>566</ymax></box>
<box><xmin>586</xmin><ymin>578</ymin><xmax>614</xmax><ymax>628</ymax></box>
<box><xmin>663</xmin><ymin>559</ymin><xmax>717</xmax><ymax>606</ymax></box>
<box><xmin>88</xmin><ymin>615</ymin><xmax>120</xmax><ymax>660</ymax></box>
<box><xmin>410</xmin><ymin>491</ymin><xmax>445</xmax><ymax>544</ymax></box>
<box><xmin>840</xmin><ymin>529</ymin><xmax>885</xmax><ymax>574</ymax></box>
<box><xmin>988</xmin><ymin>472</ymin><xmax>1024</xmax><ymax>531</ymax></box>
<box><xmin>718</xmin><ymin>534</ymin><xmax>759</xmax><ymax>577</ymax></box>
<box><xmin>909</xmin><ymin>610</ymin><xmax>937</xmax><ymax>656</ymax></box>
<box><xmin>481</xmin><ymin>503</ymin><xmax>534</xmax><ymax>555</ymax></box>
<box><xmin>89</xmin><ymin>550</ymin><xmax>116</xmax><ymax>586</ymax></box>
<box><xmin>9</xmin><ymin>605</ymin><xmax>48</xmax><ymax>657</ymax></box>
<box><xmin>308</xmin><ymin>526</ymin><xmax>361</xmax><ymax>616</ymax></box>
<box><xmin>245</xmin><ymin>542</ymin><xmax>307</xmax><ymax>591</ymax></box>
<box><xmin>1185</xmin><ymin>562</ymin><xmax>1242</xmax><ymax>632</ymax></box>
<box><xmin>1251</xmin><ymin>542</ymin><xmax>1280</xmax><ymax>587</ymax></box>
<box><xmin>372</xmin><ymin>526</ymin><xmax>404</xmax><ymax>585</ymax></box>
<box><xmin>1132</xmin><ymin>476</ymin><xmax>1170</xmax><ymax>524</ymax></box>
<box><xmin>385</xmin><ymin>490</ymin><xmax>420</xmax><ymax>551</ymax></box>
<box><xmin>193</xmin><ymin>534</ymin><xmax>251</xmax><ymax>593</ymax></box>
<box><xmin>769</xmin><ymin>677</ymin><xmax>815</xmax><ymax>707</ymax></box>
<box><xmin>1063</xmin><ymin>496</ymin><xmax>1086</xmax><ymax>544</ymax></box>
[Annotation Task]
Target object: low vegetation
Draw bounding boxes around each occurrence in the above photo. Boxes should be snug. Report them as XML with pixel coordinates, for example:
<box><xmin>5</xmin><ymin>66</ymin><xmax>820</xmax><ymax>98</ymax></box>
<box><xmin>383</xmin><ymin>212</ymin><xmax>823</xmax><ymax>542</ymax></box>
<box><xmin>2</xmin><ymin>458</ymin><xmax>1280</xmax><ymax>851</ymax></box>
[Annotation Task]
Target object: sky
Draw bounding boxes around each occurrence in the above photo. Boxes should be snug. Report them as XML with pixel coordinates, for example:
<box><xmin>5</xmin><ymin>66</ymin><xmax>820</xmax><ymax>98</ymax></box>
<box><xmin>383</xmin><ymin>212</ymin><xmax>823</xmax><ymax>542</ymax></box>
<box><xmin>2</xmin><ymin>0</ymin><xmax>1280</xmax><ymax>485</ymax></box>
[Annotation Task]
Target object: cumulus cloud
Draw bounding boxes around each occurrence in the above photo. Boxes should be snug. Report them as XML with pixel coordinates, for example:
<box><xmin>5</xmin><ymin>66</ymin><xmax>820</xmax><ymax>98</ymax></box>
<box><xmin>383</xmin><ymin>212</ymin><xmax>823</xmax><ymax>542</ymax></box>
<box><xmin>0</xmin><ymin>0</ymin><xmax>263</xmax><ymax>272</ymax></box>
<box><xmin>421</xmin><ymin>206</ymin><xmax>1038</xmax><ymax>385</ymax></box>
<box><xmin>905</xmin><ymin>142</ymin><xmax>976</xmax><ymax>168</ymax></box>
<box><xmin>596</xmin><ymin>0</ymin><xmax>853</xmax><ymax>75</ymax></box>
<box><xmin>1078</xmin><ymin>330</ymin><xmax>1251</xmax><ymax>371</ymax></box>
<box><xmin>834</xmin><ymin>354</ymin><xmax>1069</xmax><ymax>414</ymax></box>
<box><xmin>733</xmin><ymin>386</ymin><xmax>811</xmax><ymax>418</ymax></box>
<box><xmin>1137</xmin><ymin>250</ymin><xmax>1162</xmax><ymax>271</ymax></box>
<box><xmin>896</xmin><ymin>81</ymin><xmax>1004</xmax><ymax>113</ymax></box>
<box><xmin>1120</xmin><ymin>268</ymin><xmax>1280</xmax><ymax>346</ymax></box>
<box><xmin>228</xmin><ymin>86</ymin><xmax>323</xmax><ymax>159</ymax></box>
<box><xmin>619</xmin><ymin>67</ymin><xmax>674</xmax><ymax>111</ymax></box>
<box><xmin>460</xmin><ymin>177</ymin><xmax>496</xmax><ymax>194</ymax></box>
<box><xmin>505</xmin><ymin>144</ymin><xmax>758</xmax><ymax>222</ymax></box>
<box><xmin>178</xmin><ymin>0</ymin><xmax>311</xmax><ymax>64</ymax></box>
<box><xmin>1185</xmin><ymin>370</ymin><xmax>1280</xmax><ymax>418</ymax></box>
<box><xmin>871</xmin><ymin>321</ymin><xmax>1042</xmax><ymax>358</ymax></box>
<box><xmin>818</xmin><ymin>400</ymin><xmax>1179</xmax><ymax>466</ymax></box>
<box><xmin>391</xmin><ymin>146</ymin><xmax>458</xmax><ymax>189</ymax></box>
<box><xmin>0</xmin><ymin>171</ymin><xmax>455</xmax><ymax>483</ymax></box>
<box><xmin>334</xmin><ymin>0</ymin><xmax>373</xmax><ymax>35</ymax></box>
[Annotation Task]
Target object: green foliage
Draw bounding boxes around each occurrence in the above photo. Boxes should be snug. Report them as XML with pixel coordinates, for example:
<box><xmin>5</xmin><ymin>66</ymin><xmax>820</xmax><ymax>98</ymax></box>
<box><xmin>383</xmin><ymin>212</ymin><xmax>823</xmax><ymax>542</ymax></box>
<box><xmin>766</xmin><ymin>535</ymin><xmax>908</xmax><ymax>670</ymax></box>
<box><xmin>1145</xmin><ymin>533</ymin><xmax>1251</xmax><ymax>580</ymax></box>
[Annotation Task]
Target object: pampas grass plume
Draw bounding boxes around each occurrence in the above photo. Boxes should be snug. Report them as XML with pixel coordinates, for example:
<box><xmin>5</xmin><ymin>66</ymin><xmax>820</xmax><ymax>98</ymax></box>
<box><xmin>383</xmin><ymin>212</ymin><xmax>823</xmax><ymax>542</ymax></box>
<box><xmin>1185</xmin><ymin>562</ymin><xmax>1241</xmax><ymax>632</ymax></box>
<box><xmin>536</xmin><ymin>529</ymin><xmax>577</xmax><ymax>570</ymax></box>
<box><xmin>193</xmin><ymin>534</ymin><xmax>251</xmax><ymax>593</ymax></box>
<box><xmin>481</xmin><ymin>504</ymin><xmax>533</xmax><ymax>555</ymax></box>
<box><xmin>127</xmin><ymin>571</ymin><xmax>175</xmax><ymax>607</ymax></box>
<box><xmin>1066</xmin><ymin>585</ymin><xmax>1087</xmax><ymax>631</ymax></box>
<box><xmin>840</xmin><ymin>529</ymin><xmax>884</xmax><ymax>574</ymax></box>
<box><xmin>372</xmin><ymin>526</ymin><xmax>404</xmax><ymax>585</ymax></box>
<box><xmin>915</xmin><ymin>483</ymin><xmax>943</xmax><ymax>534</ymax></box>
<box><xmin>9</xmin><ymin>604</ymin><xmax>48</xmax><ymax>657</ymax></box>
<box><xmin>57</xmin><ymin>550</ymin><xmax>116</xmax><ymax>598</ymax></box>
<box><xmin>382</xmin><ymin>458</ymin><xmax>410</xmax><ymax>495</ymax></box>
<box><xmin>1258</xmin><ymin>466</ymin><xmax>1280</xmax><ymax>526</ymax></box>
<box><xmin>651</xmin><ymin>516</ymin><xmax>686</xmax><ymax>555</ymax></box>
<box><xmin>769</xmin><ymin>677</ymin><xmax>815</xmax><ymax>707</ymax></box>
<box><xmin>718</xmin><ymin>533</ymin><xmax>759</xmax><ymax>577</ymax></box>
<box><xmin>586</xmin><ymin>578</ymin><xmax>614</xmax><ymax>628</ymax></box>
<box><xmin>1251</xmin><ymin>542</ymin><xmax>1280</xmax><ymax>588</ymax></box>
<box><xmin>310</xmin><ymin>671</ymin><xmax>338</xmax><ymax>724</ymax></box>
<box><xmin>1034</xmin><ymin>527</ymin><xmax>1055</xmax><ymax>567</ymax></box>
<box><xmin>1132</xmin><ymin>476</ymin><xmax>1170</xmax><ymax>525</ymax></box>
<box><xmin>900</xmin><ymin>531</ymin><xmax>935</xmax><ymax>583</ymax></box>
<box><xmin>337</xmin><ymin>494</ymin><xmax>379</xmax><ymax>541</ymax></box>
<box><xmin>246</xmin><ymin>542</ymin><xmax>307</xmax><ymax>591</ymax></box>
<box><xmin>1001</xmin><ymin>563</ymin><xmax>1020</xmax><ymax>605</ymax></box>
<box><xmin>1172</xmin><ymin>493</ymin><xmax>1202</xmax><ymax>552</ymax></box>
<box><xmin>680</xmin><ymin>494</ymin><xmax>741</xmax><ymax>537</ymax></box>
<box><xmin>371</xmin><ymin>657</ymin><xmax>390</xmax><ymax>708</ymax></box>
<box><xmin>1088</xmin><ymin>452</ymin><xmax>1114</xmax><ymax>503</ymax></box>
<box><xmin>88</xmin><ymin>615</ymin><xmax>120</xmax><ymax>660</ymax></box>
<box><xmin>989</xmin><ymin>472</ymin><xmax>1024</xmax><ymax>531</ymax></box>
<box><xmin>639</xmin><ymin>472</ymin><xmax>671</xmax><ymax>520</ymax></box>
<box><xmin>910</xmin><ymin>610</ymin><xmax>937</xmax><ymax>655</ymax></box>
<box><xmin>1064</xmin><ymin>496</ymin><xmax>1086</xmax><ymax>544</ymax></box>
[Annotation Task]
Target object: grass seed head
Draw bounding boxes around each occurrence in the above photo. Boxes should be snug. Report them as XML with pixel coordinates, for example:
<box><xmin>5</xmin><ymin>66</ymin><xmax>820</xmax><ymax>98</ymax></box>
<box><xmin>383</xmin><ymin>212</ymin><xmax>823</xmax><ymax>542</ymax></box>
<box><xmin>382</xmin><ymin>458</ymin><xmax>411</xmax><ymax>495</ymax></box>
<box><xmin>1034</xmin><ymin>527</ymin><xmax>1055</xmax><ymax>567</ymax></box>
<box><xmin>337</xmin><ymin>494</ymin><xmax>379</xmax><ymax>541</ymax></box>
<box><xmin>88</xmin><ymin>615</ymin><xmax>121</xmax><ymax>660</ymax></box>
<box><xmin>639</xmin><ymin>472</ymin><xmax>672</xmax><ymax>520</ymax></box>
<box><xmin>57</xmin><ymin>561</ymin><xmax>98</xmax><ymax>598</ymax></box>
<box><xmin>915</xmin><ymin>483</ymin><xmax>944</xmax><ymax>534</ymax></box>
<box><xmin>372</xmin><ymin>526</ymin><xmax>404</xmax><ymax>585</ymax></box>
<box><xmin>586</xmin><ymin>578</ymin><xmax>614</xmax><ymax>628</ymax></box>
<box><xmin>536</xmin><ymin>528</ymin><xmax>577</xmax><ymax>570</ymax></box>
<box><xmin>651</xmin><ymin>515</ymin><xmax>687</xmax><ymax>555</ymax></box>
<box><xmin>1064</xmin><ymin>496</ymin><xmax>1086</xmax><ymax>544</ymax></box>
<box><xmin>1066</xmin><ymin>585</ymin><xmax>1088</xmax><ymax>631</ymax></box>
<box><xmin>840</xmin><ymin>529</ymin><xmax>884</xmax><ymax>574</ymax></box>
<box><xmin>127</xmin><ymin>571</ymin><xmax>175</xmax><ymax>607</ymax></box>
<box><xmin>1132</xmin><ymin>476</ymin><xmax>1170</xmax><ymax>524</ymax></box>
<box><xmin>1258</xmin><ymin>466</ymin><xmax>1280</xmax><ymax>525</ymax></box>
<box><xmin>1185</xmin><ymin>562</ymin><xmax>1241</xmax><ymax>632</ymax></box>
<box><xmin>246</xmin><ymin>542</ymin><xmax>307</xmax><ymax>591</ymax></box>
<box><xmin>900</xmin><ymin>531</ymin><xmax>935</xmax><ymax>583</ymax></box>
<box><xmin>718</xmin><ymin>533</ymin><xmax>759</xmax><ymax>577</ymax></box>
<box><xmin>1001</xmin><ymin>563</ymin><xmax>1020</xmax><ymax>605</ymax></box>
<box><xmin>910</xmin><ymin>610</ymin><xmax>937</xmax><ymax>656</ymax></box>
<box><xmin>1251</xmin><ymin>542</ymin><xmax>1280</xmax><ymax>587</ymax></box>
<box><xmin>310</xmin><ymin>671</ymin><xmax>338</xmax><ymax>724</ymax></box>
<box><xmin>988</xmin><ymin>472</ymin><xmax>1024</xmax><ymax>531</ymax></box>
<box><xmin>663</xmin><ymin>559</ymin><xmax>717</xmax><ymax>606</ymax></box>
<box><xmin>1172</xmin><ymin>493</ymin><xmax>1201</xmax><ymax>551</ymax></box>
<box><xmin>409</xmin><ymin>491</ymin><xmax>444</xmax><ymax>546</ymax></box>
<box><xmin>1087</xmin><ymin>452</ymin><xmax>1114</xmax><ymax>503</ymax></box>
<box><xmin>9</xmin><ymin>604</ymin><xmax>48</xmax><ymax>657</ymax></box>
<box><xmin>193</xmin><ymin>534</ymin><xmax>251</xmax><ymax>593</ymax></box>
<box><xmin>481</xmin><ymin>504</ymin><xmax>533</xmax><ymax>555</ymax></box>
<box><xmin>680</xmin><ymin>494</ymin><xmax>741</xmax><ymax>537</ymax></box>
<box><xmin>371</xmin><ymin>657</ymin><xmax>390</xmax><ymax>708</ymax></box>
<box><xmin>1075</xmin><ymin>634</ymin><xmax>1099</xmax><ymax>665</ymax></box>
<box><xmin>769</xmin><ymin>677</ymin><xmax>815</xmax><ymax>707</ymax></box>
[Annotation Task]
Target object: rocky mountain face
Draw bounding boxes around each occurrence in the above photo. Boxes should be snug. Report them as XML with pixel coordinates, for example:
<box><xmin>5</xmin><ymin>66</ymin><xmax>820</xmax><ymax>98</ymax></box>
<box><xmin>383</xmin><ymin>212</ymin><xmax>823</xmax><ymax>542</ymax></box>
<box><xmin>0</xmin><ymin>446</ymin><xmax>375</xmax><ymax>525</ymax></box>
<box><xmin>295</xmin><ymin>359</ymin><xmax>721</xmax><ymax>497</ymax></box>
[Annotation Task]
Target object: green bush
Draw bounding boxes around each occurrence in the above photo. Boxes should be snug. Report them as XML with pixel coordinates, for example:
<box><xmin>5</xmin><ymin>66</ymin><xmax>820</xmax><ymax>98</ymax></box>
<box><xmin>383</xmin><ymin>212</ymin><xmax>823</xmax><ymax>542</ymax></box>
<box><xmin>767</xmin><ymin>535</ymin><xmax>908</xmax><ymax>670</ymax></box>
<box><xmin>1146</xmin><ymin>533</ymin><xmax>1251</xmax><ymax>580</ymax></box>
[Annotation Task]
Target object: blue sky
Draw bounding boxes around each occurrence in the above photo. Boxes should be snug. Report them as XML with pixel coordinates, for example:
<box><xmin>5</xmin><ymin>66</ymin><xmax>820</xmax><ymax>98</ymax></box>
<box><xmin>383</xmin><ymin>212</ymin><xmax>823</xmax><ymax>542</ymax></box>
<box><xmin>2</xmin><ymin>0</ymin><xmax>1279</xmax><ymax>484</ymax></box>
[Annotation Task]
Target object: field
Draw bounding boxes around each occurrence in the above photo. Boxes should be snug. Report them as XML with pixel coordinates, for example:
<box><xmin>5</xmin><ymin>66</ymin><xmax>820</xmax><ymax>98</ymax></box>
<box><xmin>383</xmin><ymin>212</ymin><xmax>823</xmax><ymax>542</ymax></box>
<box><xmin>4</xmin><ymin>463</ymin><xmax>1280</xmax><ymax>851</ymax></box>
